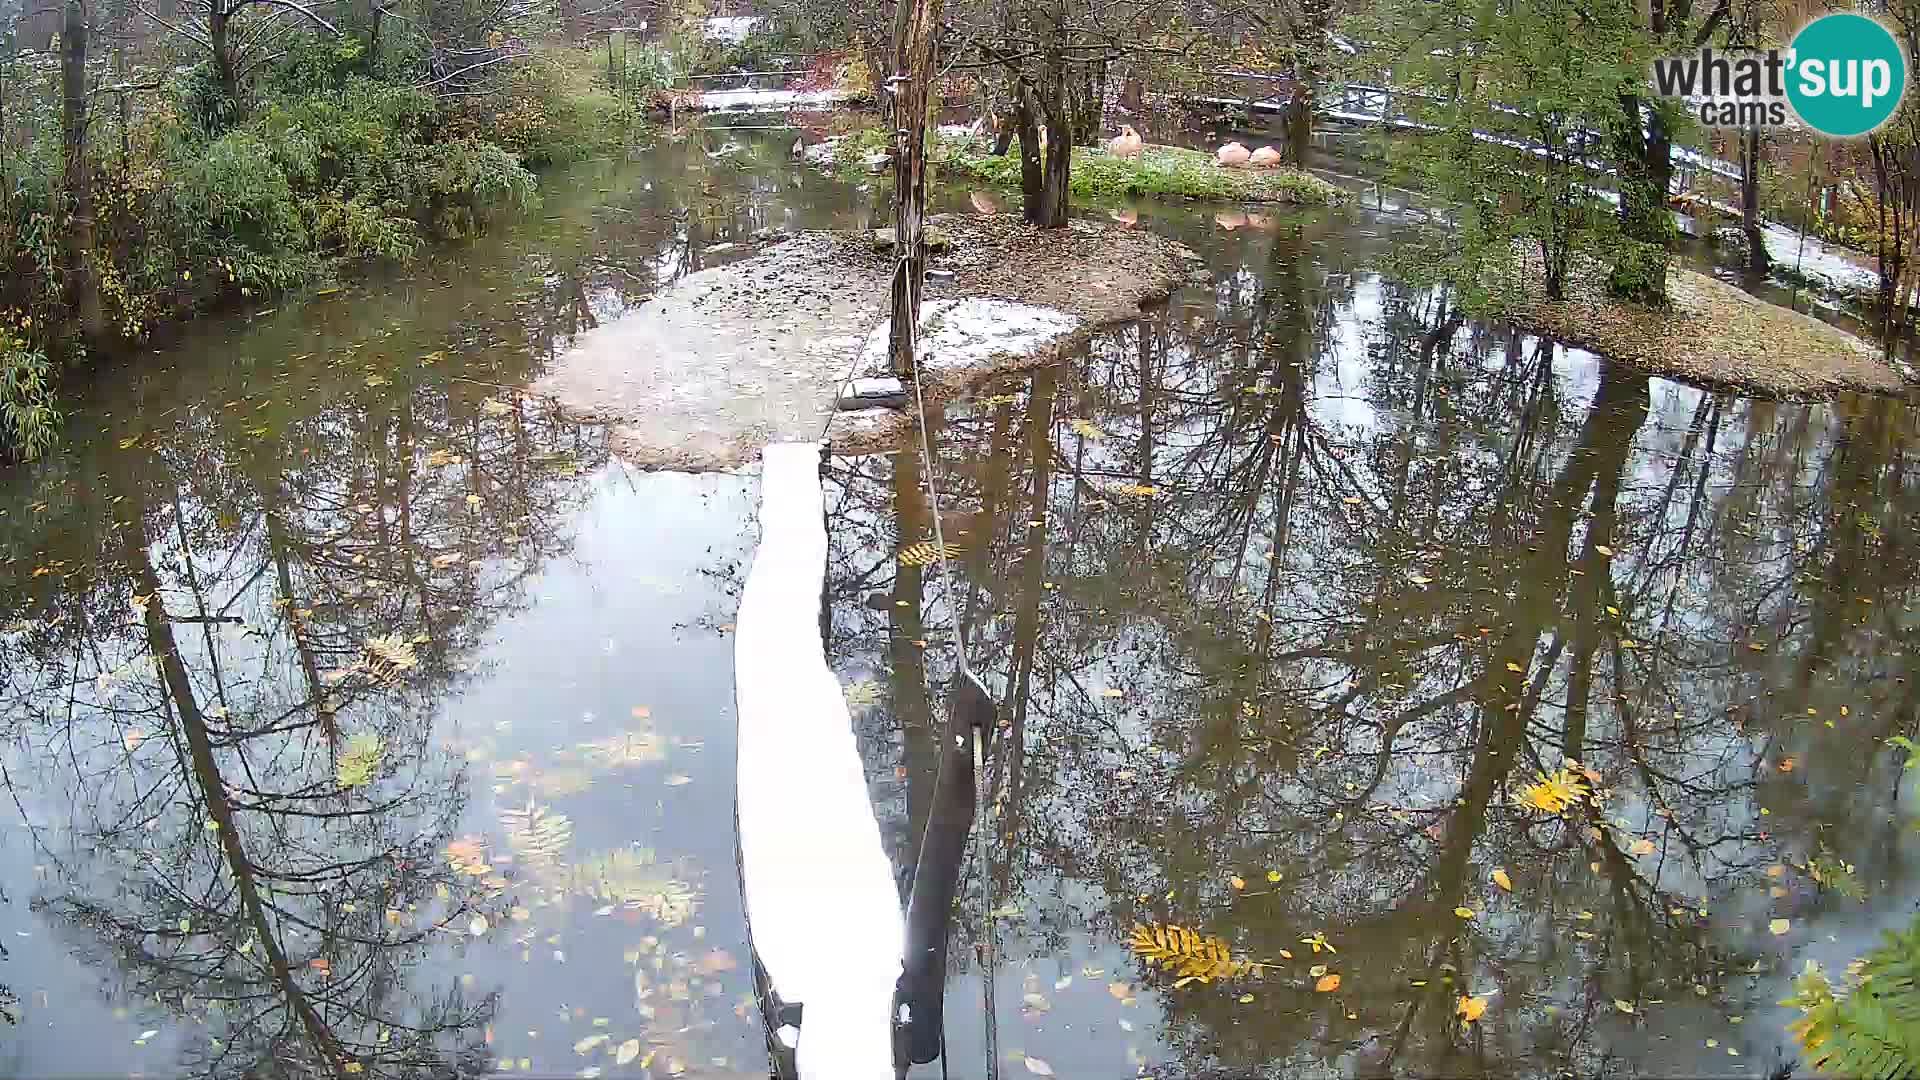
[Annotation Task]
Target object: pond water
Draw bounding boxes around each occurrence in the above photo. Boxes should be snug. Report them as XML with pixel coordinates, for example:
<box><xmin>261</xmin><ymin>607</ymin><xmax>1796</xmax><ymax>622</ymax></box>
<box><xmin>1</xmin><ymin>122</ymin><xmax>1916</xmax><ymax>1080</ymax></box>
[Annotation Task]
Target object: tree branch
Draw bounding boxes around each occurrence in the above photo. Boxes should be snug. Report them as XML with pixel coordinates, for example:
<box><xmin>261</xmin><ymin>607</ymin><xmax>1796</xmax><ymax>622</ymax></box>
<box><xmin>228</xmin><ymin>0</ymin><xmax>339</xmax><ymax>35</ymax></box>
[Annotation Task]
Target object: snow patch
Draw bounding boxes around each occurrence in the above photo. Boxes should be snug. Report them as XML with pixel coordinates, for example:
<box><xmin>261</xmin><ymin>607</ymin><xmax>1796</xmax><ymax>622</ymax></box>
<box><xmin>1759</xmin><ymin>224</ymin><xmax>1882</xmax><ymax>296</ymax></box>
<box><xmin>702</xmin><ymin>15</ymin><xmax>760</xmax><ymax>42</ymax></box>
<box><xmin>697</xmin><ymin>88</ymin><xmax>851</xmax><ymax>112</ymax></box>
<box><xmin>858</xmin><ymin>299</ymin><xmax>1082</xmax><ymax>372</ymax></box>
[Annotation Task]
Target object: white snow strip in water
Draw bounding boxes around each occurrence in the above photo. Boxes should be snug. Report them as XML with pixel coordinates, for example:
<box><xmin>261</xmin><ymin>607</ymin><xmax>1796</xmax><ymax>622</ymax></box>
<box><xmin>734</xmin><ymin>443</ymin><xmax>903</xmax><ymax>1080</ymax></box>
<box><xmin>697</xmin><ymin>88</ymin><xmax>851</xmax><ymax>112</ymax></box>
<box><xmin>859</xmin><ymin>298</ymin><xmax>1082</xmax><ymax>372</ymax></box>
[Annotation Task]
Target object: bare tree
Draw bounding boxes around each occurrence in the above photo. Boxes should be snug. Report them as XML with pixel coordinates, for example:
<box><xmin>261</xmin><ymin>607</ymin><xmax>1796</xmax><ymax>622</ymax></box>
<box><xmin>137</xmin><ymin>0</ymin><xmax>338</xmax><ymax>108</ymax></box>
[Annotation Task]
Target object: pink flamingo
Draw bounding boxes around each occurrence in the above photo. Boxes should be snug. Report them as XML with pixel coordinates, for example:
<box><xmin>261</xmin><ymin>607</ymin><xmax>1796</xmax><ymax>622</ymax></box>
<box><xmin>1108</xmin><ymin>125</ymin><xmax>1144</xmax><ymax>159</ymax></box>
<box><xmin>1216</xmin><ymin>142</ymin><xmax>1251</xmax><ymax>167</ymax></box>
<box><xmin>1249</xmin><ymin>145</ymin><xmax>1283</xmax><ymax>168</ymax></box>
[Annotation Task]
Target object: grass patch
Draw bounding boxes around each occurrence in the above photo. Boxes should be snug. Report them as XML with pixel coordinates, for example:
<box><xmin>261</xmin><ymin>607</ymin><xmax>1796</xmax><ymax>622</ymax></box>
<box><xmin>829</xmin><ymin>127</ymin><xmax>1342</xmax><ymax>206</ymax></box>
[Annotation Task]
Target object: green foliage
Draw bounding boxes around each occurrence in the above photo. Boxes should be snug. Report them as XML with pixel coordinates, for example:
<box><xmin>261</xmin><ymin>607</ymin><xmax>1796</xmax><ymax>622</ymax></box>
<box><xmin>1888</xmin><ymin>735</ymin><xmax>1920</xmax><ymax>771</ymax></box>
<box><xmin>418</xmin><ymin>137</ymin><xmax>538</xmax><ymax>236</ymax></box>
<box><xmin>269</xmin><ymin>36</ymin><xmax>375</xmax><ymax>96</ymax></box>
<box><xmin>175</xmin><ymin>63</ymin><xmax>240</xmax><ymax>136</ymax></box>
<box><xmin>1786</xmin><ymin>913</ymin><xmax>1920</xmax><ymax>1079</ymax></box>
<box><xmin>0</xmin><ymin>325</ymin><xmax>59</xmax><ymax>462</ymax></box>
<box><xmin>601</xmin><ymin>35</ymin><xmax>678</xmax><ymax>99</ymax></box>
<box><xmin>170</xmin><ymin>130</ymin><xmax>318</xmax><ymax>293</ymax></box>
<box><xmin>0</xmin><ymin>37</ymin><xmax>647</xmax><ymax>458</ymax></box>
<box><xmin>462</xmin><ymin>47</ymin><xmax>647</xmax><ymax>166</ymax></box>
<box><xmin>1604</xmin><ymin>238</ymin><xmax>1670</xmax><ymax>304</ymax></box>
<box><xmin>1360</xmin><ymin>0</ymin><xmax>1648</xmax><ymax>304</ymax></box>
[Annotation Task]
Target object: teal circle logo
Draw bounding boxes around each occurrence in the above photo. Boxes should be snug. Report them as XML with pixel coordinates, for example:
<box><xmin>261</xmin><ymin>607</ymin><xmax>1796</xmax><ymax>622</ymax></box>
<box><xmin>1786</xmin><ymin>13</ymin><xmax>1907</xmax><ymax>137</ymax></box>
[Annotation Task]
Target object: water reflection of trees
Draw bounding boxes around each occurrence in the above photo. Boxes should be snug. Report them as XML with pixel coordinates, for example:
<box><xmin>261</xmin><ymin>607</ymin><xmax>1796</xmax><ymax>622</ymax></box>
<box><xmin>822</xmin><ymin>214</ymin><xmax>1920</xmax><ymax>1077</ymax></box>
<box><xmin>0</xmin><ymin>379</ymin><xmax>608</xmax><ymax>1078</ymax></box>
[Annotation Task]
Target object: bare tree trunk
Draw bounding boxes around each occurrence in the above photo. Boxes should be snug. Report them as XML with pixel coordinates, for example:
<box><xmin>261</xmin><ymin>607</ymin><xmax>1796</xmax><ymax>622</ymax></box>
<box><xmin>1012</xmin><ymin>80</ymin><xmax>1043</xmax><ymax>220</ymax></box>
<box><xmin>1900</xmin><ymin>213</ymin><xmax>1920</xmax><ymax>315</ymax></box>
<box><xmin>885</xmin><ymin>0</ymin><xmax>942</xmax><ymax>373</ymax></box>
<box><xmin>210</xmin><ymin>5</ymin><xmax>236</xmax><ymax>105</ymax></box>
<box><xmin>1070</xmin><ymin>61</ymin><xmax>1102</xmax><ymax>143</ymax></box>
<box><xmin>1281</xmin><ymin>83</ymin><xmax>1312</xmax><ymax>164</ymax></box>
<box><xmin>1034</xmin><ymin>59</ymin><xmax>1071</xmax><ymax>228</ymax></box>
<box><xmin>1742</xmin><ymin>124</ymin><xmax>1769</xmax><ymax>276</ymax></box>
<box><xmin>1284</xmin><ymin>0</ymin><xmax>1329</xmax><ymax>165</ymax></box>
<box><xmin>61</xmin><ymin>0</ymin><xmax>103</xmax><ymax>341</ymax></box>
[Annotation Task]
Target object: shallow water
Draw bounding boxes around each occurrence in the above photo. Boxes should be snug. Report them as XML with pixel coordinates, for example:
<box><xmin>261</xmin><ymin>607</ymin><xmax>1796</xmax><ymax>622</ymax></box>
<box><xmin>1</xmin><ymin>124</ymin><xmax>1916</xmax><ymax>1080</ymax></box>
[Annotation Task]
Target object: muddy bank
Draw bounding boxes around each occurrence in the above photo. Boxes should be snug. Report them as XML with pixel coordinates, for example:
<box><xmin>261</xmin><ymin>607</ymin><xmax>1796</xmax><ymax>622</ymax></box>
<box><xmin>533</xmin><ymin>215</ymin><xmax>1201</xmax><ymax>469</ymax></box>
<box><xmin>1504</xmin><ymin>263</ymin><xmax>1914</xmax><ymax>398</ymax></box>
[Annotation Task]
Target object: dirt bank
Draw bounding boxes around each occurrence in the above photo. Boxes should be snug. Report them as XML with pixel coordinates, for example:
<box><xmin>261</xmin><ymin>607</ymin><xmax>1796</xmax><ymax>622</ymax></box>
<box><xmin>1504</xmin><ymin>262</ymin><xmax>1914</xmax><ymax>398</ymax></box>
<box><xmin>532</xmin><ymin>215</ymin><xmax>1201</xmax><ymax>469</ymax></box>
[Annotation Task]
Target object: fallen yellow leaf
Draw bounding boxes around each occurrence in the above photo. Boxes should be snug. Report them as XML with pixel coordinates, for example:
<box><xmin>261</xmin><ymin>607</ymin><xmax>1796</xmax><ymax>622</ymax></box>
<box><xmin>1614</xmin><ymin>999</ymin><xmax>1635</xmax><ymax>1014</ymax></box>
<box><xmin>1454</xmin><ymin>906</ymin><xmax>1476</xmax><ymax>919</ymax></box>
<box><xmin>573</xmin><ymin>1034</ymin><xmax>608</xmax><ymax>1055</ymax></box>
<box><xmin>1629</xmin><ymin>838</ymin><xmax>1656</xmax><ymax>856</ymax></box>
<box><xmin>1230</xmin><ymin>876</ymin><xmax>1246</xmax><ymax>890</ymax></box>
<box><xmin>1458</xmin><ymin>995</ymin><xmax>1488</xmax><ymax>1022</ymax></box>
<box><xmin>1491</xmin><ymin>868</ymin><xmax>1512</xmax><ymax>892</ymax></box>
<box><xmin>1314</xmin><ymin>973</ymin><xmax>1341</xmax><ymax>992</ymax></box>
<box><xmin>1769</xmin><ymin>918</ymin><xmax>1790</xmax><ymax>936</ymax></box>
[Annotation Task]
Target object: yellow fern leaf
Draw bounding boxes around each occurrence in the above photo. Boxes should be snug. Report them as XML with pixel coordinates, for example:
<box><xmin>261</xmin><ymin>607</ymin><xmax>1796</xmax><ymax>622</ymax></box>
<box><xmin>898</xmin><ymin>540</ymin><xmax>963</xmax><ymax>567</ymax></box>
<box><xmin>1129</xmin><ymin>922</ymin><xmax>1248</xmax><ymax>984</ymax></box>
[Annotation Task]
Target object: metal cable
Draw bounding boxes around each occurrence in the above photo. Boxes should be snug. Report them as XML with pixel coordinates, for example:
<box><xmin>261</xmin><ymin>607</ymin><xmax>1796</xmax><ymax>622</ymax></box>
<box><xmin>898</xmin><ymin>250</ymin><xmax>999</xmax><ymax>1080</ymax></box>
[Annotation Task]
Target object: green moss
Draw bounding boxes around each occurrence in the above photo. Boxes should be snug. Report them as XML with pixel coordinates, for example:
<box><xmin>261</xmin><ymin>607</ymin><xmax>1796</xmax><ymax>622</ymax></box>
<box><xmin>828</xmin><ymin>128</ymin><xmax>1340</xmax><ymax>207</ymax></box>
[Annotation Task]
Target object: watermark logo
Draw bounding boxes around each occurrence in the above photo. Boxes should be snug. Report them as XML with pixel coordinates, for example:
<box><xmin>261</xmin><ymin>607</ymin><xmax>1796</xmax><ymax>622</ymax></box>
<box><xmin>1650</xmin><ymin>13</ymin><xmax>1907</xmax><ymax>137</ymax></box>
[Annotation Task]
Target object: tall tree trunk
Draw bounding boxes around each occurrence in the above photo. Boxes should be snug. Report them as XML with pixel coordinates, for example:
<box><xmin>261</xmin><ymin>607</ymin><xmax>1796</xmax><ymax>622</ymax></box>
<box><xmin>210</xmin><ymin>6</ymin><xmax>236</xmax><ymax>106</ymax></box>
<box><xmin>1012</xmin><ymin>80</ymin><xmax>1044</xmax><ymax>221</ymax></box>
<box><xmin>61</xmin><ymin>0</ymin><xmax>103</xmax><ymax>340</ymax></box>
<box><xmin>885</xmin><ymin>0</ymin><xmax>942</xmax><ymax>374</ymax></box>
<box><xmin>1285</xmin><ymin>0</ymin><xmax>1329</xmax><ymax>164</ymax></box>
<box><xmin>1742</xmin><ymin>123</ymin><xmax>1769</xmax><ymax>276</ymax></box>
<box><xmin>1070</xmin><ymin>61</ymin><xmax>1102</xmax><ymax>143</ymax></box>
<box><xmin>1034</xmin><ymin>60</ymin><xmax>1071</xmax><ymax>228</ymax></box>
